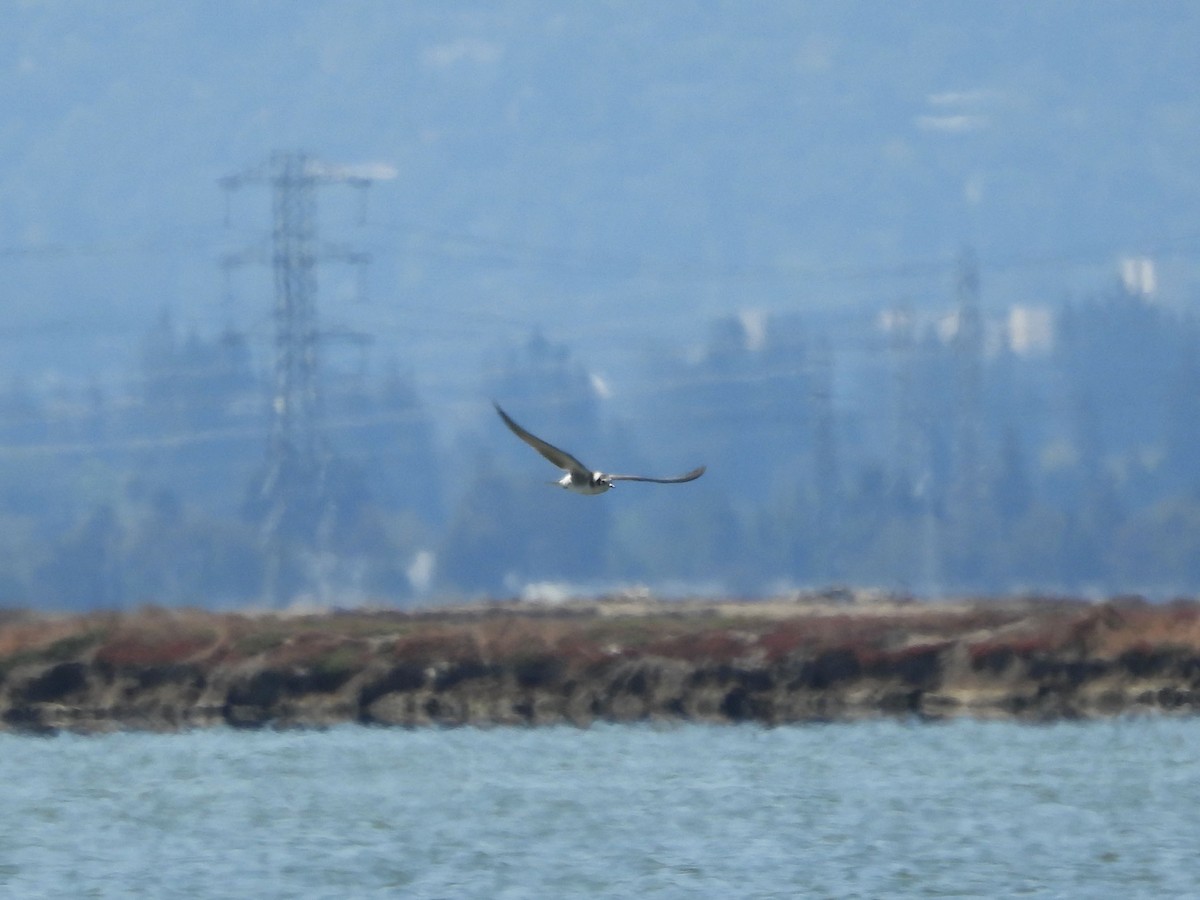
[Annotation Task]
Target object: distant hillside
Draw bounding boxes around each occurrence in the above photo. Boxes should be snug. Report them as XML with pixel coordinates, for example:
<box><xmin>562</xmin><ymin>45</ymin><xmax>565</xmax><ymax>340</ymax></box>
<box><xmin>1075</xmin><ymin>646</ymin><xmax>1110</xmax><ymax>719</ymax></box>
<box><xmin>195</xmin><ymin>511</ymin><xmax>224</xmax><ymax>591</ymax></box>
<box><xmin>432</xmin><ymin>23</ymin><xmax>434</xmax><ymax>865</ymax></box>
<box><xmin>2</xmin><ymin>2</ymin><xmax>1198</xmax><ymax>385</ymax></box>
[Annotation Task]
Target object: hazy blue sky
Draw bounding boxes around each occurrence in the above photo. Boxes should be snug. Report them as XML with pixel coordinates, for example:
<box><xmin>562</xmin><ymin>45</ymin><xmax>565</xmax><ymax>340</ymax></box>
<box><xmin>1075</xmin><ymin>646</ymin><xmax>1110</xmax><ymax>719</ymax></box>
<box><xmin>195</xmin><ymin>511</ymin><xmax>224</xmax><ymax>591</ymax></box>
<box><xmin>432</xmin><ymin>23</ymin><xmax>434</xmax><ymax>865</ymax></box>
<box><xmin>3</xmin><ymin>2</ymin><xmax>1198</xmax><ymax>401</ymax></box>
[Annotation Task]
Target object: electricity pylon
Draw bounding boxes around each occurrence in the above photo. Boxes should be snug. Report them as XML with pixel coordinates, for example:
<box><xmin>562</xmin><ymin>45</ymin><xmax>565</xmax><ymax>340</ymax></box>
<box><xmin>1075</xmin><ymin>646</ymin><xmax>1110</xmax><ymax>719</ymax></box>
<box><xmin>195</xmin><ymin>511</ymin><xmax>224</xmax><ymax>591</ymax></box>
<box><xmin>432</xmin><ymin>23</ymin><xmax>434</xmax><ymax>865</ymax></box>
<box><xmin>948</xmin><ymin>246</ymin><xmax>987</xmax><ymax>585</ymax></box>
<box><xmin>220</xmin><ymin>150</ymin><xmax>391</xmax><ymax>603</ymax></box>
<box><xmin>951</xmin><ymin>246</ymin><xmax>984</xmax><ymax>514</ymax></box>
<box><xmin>810</xmin><ymin>337</ymin><xmax>839</xmax><ymax>580</ymax></box>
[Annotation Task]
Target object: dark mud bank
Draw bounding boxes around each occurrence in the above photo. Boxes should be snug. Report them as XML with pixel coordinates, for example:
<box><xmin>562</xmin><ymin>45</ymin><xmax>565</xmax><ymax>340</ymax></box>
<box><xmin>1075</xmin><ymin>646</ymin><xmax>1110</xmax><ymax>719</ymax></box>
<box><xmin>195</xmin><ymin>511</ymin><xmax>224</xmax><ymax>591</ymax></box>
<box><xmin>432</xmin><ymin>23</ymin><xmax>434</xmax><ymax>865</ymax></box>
<box><xmin>3</xmin><ymin>595</ymin><xmax>1200</xmax><ymax>733</ymax></box>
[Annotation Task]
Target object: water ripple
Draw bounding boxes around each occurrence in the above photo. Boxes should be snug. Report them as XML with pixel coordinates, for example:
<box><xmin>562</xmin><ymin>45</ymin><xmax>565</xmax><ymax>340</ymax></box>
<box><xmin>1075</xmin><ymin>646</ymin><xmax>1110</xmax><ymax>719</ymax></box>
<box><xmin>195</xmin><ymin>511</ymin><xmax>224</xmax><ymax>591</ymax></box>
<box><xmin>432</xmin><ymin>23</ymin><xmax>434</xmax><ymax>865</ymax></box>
<box><xmin>1</xmin><ymin>719</ymin><xmax>1198</xmax><ymax>898</ymax></box>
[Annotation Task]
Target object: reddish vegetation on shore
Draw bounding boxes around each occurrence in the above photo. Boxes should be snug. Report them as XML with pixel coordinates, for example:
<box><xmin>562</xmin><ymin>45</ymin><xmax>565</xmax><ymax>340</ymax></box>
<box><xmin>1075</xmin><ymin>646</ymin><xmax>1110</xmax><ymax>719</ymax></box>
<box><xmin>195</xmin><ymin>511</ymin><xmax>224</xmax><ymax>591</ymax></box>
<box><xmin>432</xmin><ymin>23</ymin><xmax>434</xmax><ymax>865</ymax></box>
<box><xmin>3</xmin><ymin>592</ymin><xmax>1200</xmax><ymax>733</ymax></box>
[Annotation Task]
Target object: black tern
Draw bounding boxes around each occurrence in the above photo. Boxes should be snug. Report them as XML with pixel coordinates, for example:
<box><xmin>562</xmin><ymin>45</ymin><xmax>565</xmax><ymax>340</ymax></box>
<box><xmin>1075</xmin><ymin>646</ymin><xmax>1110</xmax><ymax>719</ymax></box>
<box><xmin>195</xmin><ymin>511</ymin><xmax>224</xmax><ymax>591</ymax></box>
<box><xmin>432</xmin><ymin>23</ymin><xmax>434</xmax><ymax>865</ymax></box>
<box><xmin>494</xmin><ymin>402</ymin><xmax>706</xmax><ymax>495</ymax></box>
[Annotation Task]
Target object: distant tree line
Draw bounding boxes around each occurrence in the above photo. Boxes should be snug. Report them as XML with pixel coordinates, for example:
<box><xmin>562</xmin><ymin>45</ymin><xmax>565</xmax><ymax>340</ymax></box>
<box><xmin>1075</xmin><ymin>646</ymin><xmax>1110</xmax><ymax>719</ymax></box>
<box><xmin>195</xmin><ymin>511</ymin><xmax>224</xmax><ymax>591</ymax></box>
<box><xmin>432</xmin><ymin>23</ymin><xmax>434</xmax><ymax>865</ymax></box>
<box><xmin>2</xmin><ymin>279</ymin><xmax>1200</xmax><ymax>610</ymax></box>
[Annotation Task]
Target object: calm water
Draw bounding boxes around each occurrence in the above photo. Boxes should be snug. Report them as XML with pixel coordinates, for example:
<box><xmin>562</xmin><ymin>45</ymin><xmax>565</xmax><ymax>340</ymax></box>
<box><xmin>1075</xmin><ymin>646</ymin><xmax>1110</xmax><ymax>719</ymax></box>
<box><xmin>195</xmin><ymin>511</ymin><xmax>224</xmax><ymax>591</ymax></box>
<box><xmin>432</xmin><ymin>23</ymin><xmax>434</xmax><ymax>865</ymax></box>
<box><xmin>2</xmin><ymin>718</ymin><xmax>1199</xmax><ymax>898</ymax></box>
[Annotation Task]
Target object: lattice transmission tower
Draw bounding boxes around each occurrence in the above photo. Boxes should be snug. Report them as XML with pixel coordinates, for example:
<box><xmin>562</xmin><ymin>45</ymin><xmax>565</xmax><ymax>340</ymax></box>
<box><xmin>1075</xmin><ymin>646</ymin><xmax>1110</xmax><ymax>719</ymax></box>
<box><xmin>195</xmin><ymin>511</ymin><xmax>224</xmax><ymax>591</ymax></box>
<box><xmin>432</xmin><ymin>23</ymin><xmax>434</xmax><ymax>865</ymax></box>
<box><xmin>946</xmin><ymin>246</ymin><xmax>987</xmax><ymax>586</ymax></box>
<box><xmin>951</xmin><ymin>246</ymin><xmax>984</xmax><ymax>517</ymax></box>
<box><xmin>220</xmin><ymin>151</ymin><xmax>391</xmax><ymax>602</ymax></box>
<box><xmin>809</xmin><ymin>337</ymin><xmax>840</xmax><ymax>581</ymax></box>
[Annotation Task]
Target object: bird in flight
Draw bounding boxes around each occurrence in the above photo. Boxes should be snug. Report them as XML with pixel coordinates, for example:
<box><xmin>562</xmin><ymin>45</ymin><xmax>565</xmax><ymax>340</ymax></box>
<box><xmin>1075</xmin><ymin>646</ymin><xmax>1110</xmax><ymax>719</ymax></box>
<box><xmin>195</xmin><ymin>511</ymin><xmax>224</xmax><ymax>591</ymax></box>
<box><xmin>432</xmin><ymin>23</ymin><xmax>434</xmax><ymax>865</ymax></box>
<box><xmin>494</xmin><ymin>402</ymin><xmax>706</xmax><ymax>495</ymax></box>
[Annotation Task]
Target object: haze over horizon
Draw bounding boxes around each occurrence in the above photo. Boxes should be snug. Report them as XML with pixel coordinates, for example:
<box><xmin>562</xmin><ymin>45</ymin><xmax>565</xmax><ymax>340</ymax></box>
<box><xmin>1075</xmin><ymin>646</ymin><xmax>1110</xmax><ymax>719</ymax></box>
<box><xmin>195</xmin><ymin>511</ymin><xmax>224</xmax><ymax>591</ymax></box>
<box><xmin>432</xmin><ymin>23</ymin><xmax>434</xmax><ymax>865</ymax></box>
<box><xmin>3</xmin><ymin>2</ymin><xmax>1200</xmax><ymax>605</ymax></box>
<box><xmin>3</xmin><ymin>2</ymin><xmax>1198</xmax><ymax>396</ymax></box>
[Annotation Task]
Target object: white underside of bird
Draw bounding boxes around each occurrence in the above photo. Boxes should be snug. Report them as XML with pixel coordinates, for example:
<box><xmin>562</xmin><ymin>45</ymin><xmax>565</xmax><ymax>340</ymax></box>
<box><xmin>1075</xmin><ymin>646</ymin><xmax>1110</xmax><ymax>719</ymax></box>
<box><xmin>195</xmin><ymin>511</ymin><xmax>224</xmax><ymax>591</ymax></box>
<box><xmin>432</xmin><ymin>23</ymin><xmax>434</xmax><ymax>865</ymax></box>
<box><xmin>494</xmin><ymin>402</ymin><xmax>706</xmax><ymax>495</ymax></box>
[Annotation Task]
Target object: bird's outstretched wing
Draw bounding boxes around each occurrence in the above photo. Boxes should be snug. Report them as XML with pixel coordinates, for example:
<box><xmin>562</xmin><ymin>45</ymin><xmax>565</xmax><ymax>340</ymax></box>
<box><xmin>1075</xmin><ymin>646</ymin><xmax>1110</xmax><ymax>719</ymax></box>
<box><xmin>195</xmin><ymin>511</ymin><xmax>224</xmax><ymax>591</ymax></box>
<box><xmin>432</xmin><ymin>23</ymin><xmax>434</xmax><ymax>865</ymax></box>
<box><xmin>607</xmin><ymin>466</ymin><xmax>706</xmax><ymax>484</ymax></box>
<box><xmin>493</xmin><ymin>402</ymin><xmax>591</xmax><ymax>475</ymax></box>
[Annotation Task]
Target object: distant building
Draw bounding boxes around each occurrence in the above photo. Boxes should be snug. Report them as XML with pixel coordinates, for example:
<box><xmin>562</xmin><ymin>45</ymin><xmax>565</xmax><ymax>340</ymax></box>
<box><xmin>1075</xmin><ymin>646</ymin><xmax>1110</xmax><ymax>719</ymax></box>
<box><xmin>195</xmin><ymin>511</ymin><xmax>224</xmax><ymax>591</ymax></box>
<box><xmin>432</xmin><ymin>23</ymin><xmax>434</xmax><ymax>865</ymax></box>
<box><xmin>1006</xmin><ymin>305</ymin><xmax>1054</xmax><ymax>356</ymax></box>
<box><xmin>1119</xmin><ymin>256</ymin><xmax>1157</xmax><ymax>298</ymax></box>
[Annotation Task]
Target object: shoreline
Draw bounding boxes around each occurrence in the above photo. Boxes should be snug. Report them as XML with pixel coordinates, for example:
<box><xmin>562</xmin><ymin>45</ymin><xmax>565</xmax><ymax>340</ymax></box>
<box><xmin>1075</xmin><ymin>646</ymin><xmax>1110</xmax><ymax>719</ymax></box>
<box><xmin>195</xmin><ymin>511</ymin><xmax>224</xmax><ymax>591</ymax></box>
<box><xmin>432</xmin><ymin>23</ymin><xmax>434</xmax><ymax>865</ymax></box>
<box><xmin>3</xmin><ymin>593</ymin><xmax>1199</xmax><ymax>733</ymax></box>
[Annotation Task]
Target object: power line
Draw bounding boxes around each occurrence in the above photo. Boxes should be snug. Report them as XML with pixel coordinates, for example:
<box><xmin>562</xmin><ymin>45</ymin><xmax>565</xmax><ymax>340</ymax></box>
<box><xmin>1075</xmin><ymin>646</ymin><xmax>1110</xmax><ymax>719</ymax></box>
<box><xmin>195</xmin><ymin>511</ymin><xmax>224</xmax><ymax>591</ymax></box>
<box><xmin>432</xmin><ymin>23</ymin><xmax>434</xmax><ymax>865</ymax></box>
<box><xmin>6</xmin><ymin>215</ymin><xmax>1199</xmax><ymax>285</ymax></box>
<box><xmin>368</xmin><ymin>217</ymin><xmax>1200</xmax><ymax>286</ymax></box>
